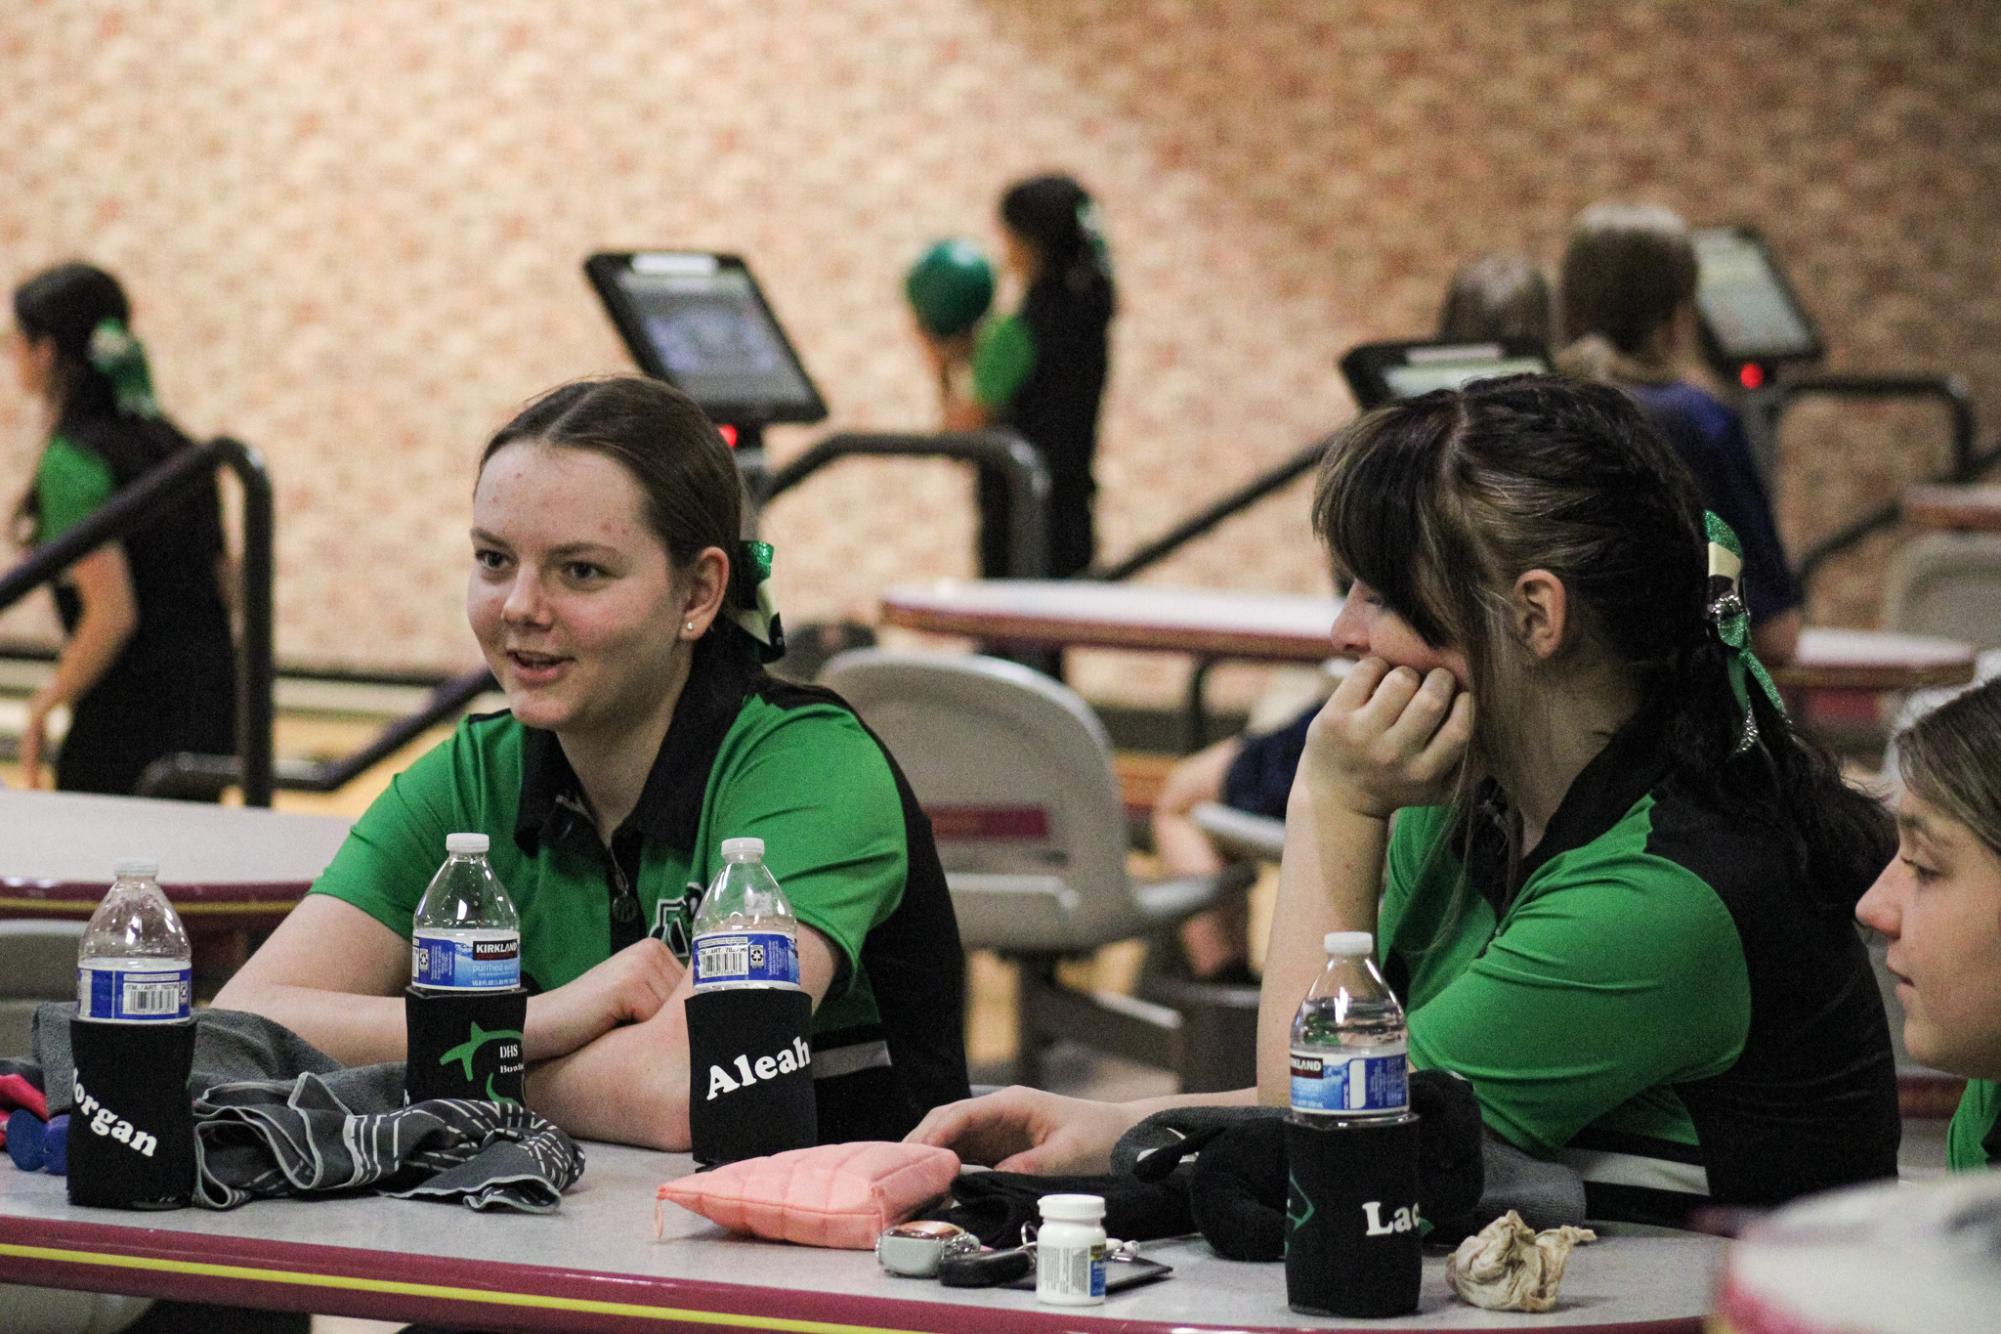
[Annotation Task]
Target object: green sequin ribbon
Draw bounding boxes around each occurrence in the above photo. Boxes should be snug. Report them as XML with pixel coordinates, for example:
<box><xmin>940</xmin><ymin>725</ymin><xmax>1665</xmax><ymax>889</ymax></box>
<box><xmin>1705</xmin><ymin>510</ymin><xmax>1786</xmax><ymax>754</ymax></box>
<box><xmin>86</xmin><ymin>318</ymin><xmax>160</xmax><ymax>419</ymax></box>
<box><xmin>729</xmin><ymin>539</ymin><xmax>786</xmax><ymax>664</ymax></box>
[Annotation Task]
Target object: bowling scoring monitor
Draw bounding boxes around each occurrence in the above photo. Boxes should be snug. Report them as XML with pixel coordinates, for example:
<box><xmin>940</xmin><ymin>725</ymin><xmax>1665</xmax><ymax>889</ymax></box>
<box><xmin>1691</xmin><ymin>226</ymin><xmax>1822</xmax><ymax>388</ymax></box>
<box><xmin>585</xmin><ymin>251</ymin><xmax>828</xmax><ymax>429</ymax></box>
<box><xmin>1339</xmin><ymin>337</ymin><xmax>1553</xmax><ymax>411</ymax></box>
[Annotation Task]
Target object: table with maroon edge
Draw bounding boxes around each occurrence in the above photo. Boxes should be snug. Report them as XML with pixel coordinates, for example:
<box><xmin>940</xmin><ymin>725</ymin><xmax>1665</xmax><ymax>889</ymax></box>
<box><xmin>0</xmin><ymin>1141</ymin><xmax>1727</xmax><ymax>1332</ymax></box>
<box><xmin>0</xmin><ymin>789</ymin><xmax>352</xmax><ymax>979</ymax></box>
<box><xmin>878</xmin><ymin>580</ymin><xmax>1979</xmax><ymax>694</ymax></box>
<box><xmin>1901</xmin><ymin>482</ymin><xmax>2001</xmax><ymax>533</ymax></box>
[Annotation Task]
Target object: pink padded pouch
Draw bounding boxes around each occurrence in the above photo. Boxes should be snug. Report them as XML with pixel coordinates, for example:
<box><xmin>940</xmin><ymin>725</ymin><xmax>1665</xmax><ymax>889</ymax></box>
<box><xmin>654</xmin><ymin>1141</ymin><xmax>961</xmax><ymax>1249</ymax></box>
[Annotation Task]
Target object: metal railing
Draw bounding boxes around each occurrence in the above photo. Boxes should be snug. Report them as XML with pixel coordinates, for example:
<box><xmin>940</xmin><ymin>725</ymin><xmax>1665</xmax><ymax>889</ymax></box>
<box><xmin>1763</xmin><ymin>374</ymin><xmax>1999</xmax><ymax>591</ymax></box>
<box><xmin>137</xmin><ymin>666</ymin><xmax>495</xmax><ymax>801</ymax></box>
<box><xmin>0</xmin><ymin>437</ymin><xmax>275</xmax><ymax>804</ymax></box>
<box><xmin>1089</xmin><ymin>433</ymin><xmax>1334</xmax><ymax>583</ymax></box>
<box><xmin>757</xmin><ymin>428</ymin><xmax>1050</xmax><ymax>577</ymax></box>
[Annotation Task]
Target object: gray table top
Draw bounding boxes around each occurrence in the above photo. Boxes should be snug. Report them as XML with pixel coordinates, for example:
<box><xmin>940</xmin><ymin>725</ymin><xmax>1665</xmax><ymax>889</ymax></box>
<box><xmin>0</xmin><ymin>1141</ymin><xmax>1725</xmax><ymax>1332</ymax></box>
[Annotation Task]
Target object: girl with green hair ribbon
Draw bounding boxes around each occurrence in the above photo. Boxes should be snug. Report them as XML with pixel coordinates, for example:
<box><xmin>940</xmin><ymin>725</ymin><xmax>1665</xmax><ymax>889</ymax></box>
<box><xmin>8</xmin><ymin>261</ymin><xmax>236</xmax><ymax>795</ymax></box>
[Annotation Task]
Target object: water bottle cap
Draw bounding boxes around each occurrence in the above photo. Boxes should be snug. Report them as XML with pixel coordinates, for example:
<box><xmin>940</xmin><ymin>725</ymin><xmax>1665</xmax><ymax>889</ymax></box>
<box><xmin>1037</xmin><ymin>1193</ymin><xmax>1106</xmax><ymax>1223</ymax></box>
<box><xmin>720</xmin><ymin>837</ymin><xmax>765</xmax><ymax>861</ymax></box>
<box><xmin>446</xmin><ymin>832</ymin><xmax>490</xmax><ymax>856</ymax></box>
<box><xmin>112</xmin><ymin>859</ymin><xmax>159</xmax><ymax>880</ymax></box>
<box><xmin>1324</xmin><ymin>930</ymin><xmax>1374</xmax><ymax>957</ymax></box>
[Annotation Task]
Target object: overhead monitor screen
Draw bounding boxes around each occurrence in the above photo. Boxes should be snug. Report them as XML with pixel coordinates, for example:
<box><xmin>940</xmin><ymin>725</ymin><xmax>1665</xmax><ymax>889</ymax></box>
<box><xmin>585</xmin><ymin>252</ymin><xmax>827</xmax><ymax>426</ymax></box>
<box><xmin>1340</xmin><ymin>338</ymin><xmax>1551</xmax><ymax>410</ymax></box>
<box><xmin>1692</xmin><ymin>227</ymin><xmax>1821</xmax><ymax>368</ymax></box>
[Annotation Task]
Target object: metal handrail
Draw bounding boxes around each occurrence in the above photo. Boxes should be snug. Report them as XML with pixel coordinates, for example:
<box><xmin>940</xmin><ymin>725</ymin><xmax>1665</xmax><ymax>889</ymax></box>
<box><xmin>136</xmin><ymin>665</ymin><xmax>495</xmax><ymax>801</ymax></box>
<box><xmin>1089</xmin><ymin>434</ymin><xmax>1333</xmax><ymax>583</ymax></box>
<box><xmin>1766</xmin><ymin>374</ymin><xmax>1992</xmax><ymax>592</ymax></box>
<box><xmin>757</xmin><ymin>429</ymin><xmax>1050</xmax><ymax>578</ymax></box>
<box><xmin>0</xmin><ymin>436</ymin><xmax>274</xmax><ymax>805</ymax></box>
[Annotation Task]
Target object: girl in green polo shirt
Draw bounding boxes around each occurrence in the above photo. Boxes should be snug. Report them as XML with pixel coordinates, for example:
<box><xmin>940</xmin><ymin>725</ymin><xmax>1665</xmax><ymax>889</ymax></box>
<box><xmin>217</xmin><ymin>376</ymin><xmax>969</xmax><ymax>1150</ymax></box>
<box><xmin>7</xmin><ymin>262</ymin><xmax>235</xmax><ymax>794</ymax></box>
<box><xmin>913</xmin><ymin>376</ymin><xmax>1898</xmax><ymax>1223</ymax></box>
<box><xmin>1858</xmin><ymin>678</ymin><xmax>2001</xmax><ymax>1172</ymax></box>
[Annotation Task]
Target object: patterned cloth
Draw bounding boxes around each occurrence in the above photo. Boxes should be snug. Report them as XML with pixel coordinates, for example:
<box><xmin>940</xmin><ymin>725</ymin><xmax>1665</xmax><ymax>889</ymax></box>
<box><xmin>3</xmin><ymin>1004</ymin><xmax>582</xmax><ymax>1213</ymax></box>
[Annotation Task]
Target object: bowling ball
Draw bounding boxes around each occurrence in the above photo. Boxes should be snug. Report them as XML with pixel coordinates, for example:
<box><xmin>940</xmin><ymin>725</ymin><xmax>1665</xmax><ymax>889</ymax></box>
<box><xmin>905</xmin><ymin>238</ymin><xmax>995</xmax><ymax>337</ymax></box>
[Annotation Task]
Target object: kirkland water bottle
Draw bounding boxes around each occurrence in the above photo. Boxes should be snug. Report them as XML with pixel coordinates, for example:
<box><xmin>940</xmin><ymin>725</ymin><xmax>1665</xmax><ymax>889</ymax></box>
<box><xmin>77</xmin><ymin>860</ymin><xmax>191</xmax><ymax>1024</ymax></box>
<box><xmin>691</xmin><ymin>838</ymin><xmax>799</xmax><ymax>991</ymax></box>
<box><xmin>404</xmin><ymin>833</ymin><xmax>526</xmax><ymax>1104</ymax></box>
<box><xmin>69</xmin><ymin>860</ymin><xmax>198</xmax><ymax>1208</ymax></box>
<box><xmin>1283</xmin><ymin>930</ymin><xmax>1421</xmax><ymax>1317</ymax></box>
<box><xmin>1288</xmin><ymin>931</ymin><xmax>1408</xmax><ymax>1120</ymax></box>
<box><xmin>687</xmin><ymin>837</ymin><xmax>815</xmax><ymax>1163</ymax></box>
<box><xmin>411</xmin><ymin>833</ymin><xmax>521</xmax><ymax>993</ymax></box>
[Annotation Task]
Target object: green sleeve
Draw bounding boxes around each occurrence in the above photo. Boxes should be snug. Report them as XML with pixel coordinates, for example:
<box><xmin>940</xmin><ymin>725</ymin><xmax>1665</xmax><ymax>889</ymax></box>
<box><xmin>308</xmin><ymin>728</ymin><xmax>471</xmax><ymax>940</ymax></box>
<box><xmin>971</xmin><ymin>313</ymin><xmax>1036</xmax><ymax>411</ymax></box>
<box><xmin>1401</xmin><ymin>844</ymin><xmax>1752</xmax><ymax>1157</ymax></box>
<box><xmin>711</xmin><ymin>709</ymin><xmax>907</xmax><ymax>994</ymax></box>
<box><xmin>1948</xmin><ymin>1078</ymin><xmax>2001</xmax><ymax>1172</ymax></box>
<box><xmin>33</xmin><ymin>436</ymin><xmax>116</xmax><ymax>543</ymax></box>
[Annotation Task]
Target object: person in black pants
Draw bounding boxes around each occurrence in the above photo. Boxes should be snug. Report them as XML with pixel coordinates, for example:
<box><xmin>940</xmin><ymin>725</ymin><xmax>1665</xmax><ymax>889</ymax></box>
<box><xmin>927</xmin><ymin>173</ymin><xmax>1116</xmax><ymax>581</ymax></box>
<box><xmin>8</xmin><ymin>262</ymin><xmax>235</xmax><ymax>795</ymax></box>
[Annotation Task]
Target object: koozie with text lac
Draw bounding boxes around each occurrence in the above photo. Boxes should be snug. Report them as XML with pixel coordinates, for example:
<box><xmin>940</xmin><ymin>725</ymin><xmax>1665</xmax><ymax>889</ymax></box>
<box><xmin>687</xmin><ymin>987</ymin><xmax>816</xmax><ymax>1166</ymax></box>
<box><xmin>1284</xmin><ymin>1112</ymin><xmax>1422</xmax><ymax>1318</ymax></box>
<box><xmin>404</xmin><ymin>986</ymin><xmax>528</xmax><ymax>1105</ymax></box>
<box><xmin>67</xmin><ymin>1016</ymin><xmax>196</xmax><ymax>1209</ymax></box>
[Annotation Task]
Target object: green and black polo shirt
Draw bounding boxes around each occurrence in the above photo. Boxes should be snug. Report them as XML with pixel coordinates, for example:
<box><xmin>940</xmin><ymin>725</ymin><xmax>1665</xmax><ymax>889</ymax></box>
<box><xmin>1949</xmin><ymin>1079</ymin><xmax>2001</xmax><ymax>1172</ymax></box>
<box><xmin>311</xmin><ymin>643</ymin><xmax>970</xmax><ymax>1143</ymax></box>
<box><xmin>1380</xmin><ymin>701</ymin><xmax>1900</xmax><ymax>1225</ymax></box>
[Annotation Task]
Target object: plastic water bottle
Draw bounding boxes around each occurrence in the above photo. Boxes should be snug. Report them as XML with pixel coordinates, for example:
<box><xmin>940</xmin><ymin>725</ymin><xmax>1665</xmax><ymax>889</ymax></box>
<box><xmin>76</xmin><ymin>860</ymin><xmax>191</xmax><ymax>1023</ymax></box>
<box><xmin>410</xmin><ymin>833</ymin><xmax>520</xmax><ymax>992</ymax></box>
<box><xmin>691</xmin><ymin>837</ymin><xmax>799</xmax><ymax>991</ymax></box>
<box><xmin>1289</xmin><ymin>931</ymin><xmax>1408</xmax><ymax>1119</ymax></box>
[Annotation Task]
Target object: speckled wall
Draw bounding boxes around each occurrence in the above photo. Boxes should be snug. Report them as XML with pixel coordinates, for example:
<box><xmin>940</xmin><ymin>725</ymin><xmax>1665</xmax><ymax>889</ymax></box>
<box><xmin>2</xmin><ymin>1</ymin><xmax>1995</xmax><ymax>708</ymax></box>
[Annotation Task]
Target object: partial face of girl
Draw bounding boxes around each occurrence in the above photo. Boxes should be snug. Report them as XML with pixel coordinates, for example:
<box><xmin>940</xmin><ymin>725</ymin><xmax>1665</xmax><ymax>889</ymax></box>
<box><xmin>1856</xmin><ymin>792</ymin><xmax>2001</xmax><ymax>1080</ymax></box>
<box><xmin>1328</xmin><ymin>579</ymin><xmax>1470</xmax><ymax>685</ymax></box>
<box><xmin>467</xmin><ymin>442</ymin><xmax>687</xmax><ymax>740</ymax></box>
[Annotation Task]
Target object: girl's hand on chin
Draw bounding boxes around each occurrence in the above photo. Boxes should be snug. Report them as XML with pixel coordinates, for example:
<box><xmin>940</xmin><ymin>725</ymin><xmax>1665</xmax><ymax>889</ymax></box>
<box><xmin>1301</xmin><ymin>657</ymin><xmax>1473</xmax><ymax>819</ymax></box>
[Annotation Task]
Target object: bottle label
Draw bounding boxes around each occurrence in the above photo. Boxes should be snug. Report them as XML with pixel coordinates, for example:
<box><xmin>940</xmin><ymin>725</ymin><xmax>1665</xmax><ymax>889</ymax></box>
<box><xmin>1036</xmin><ymin>1239</ymin><xmax>1107</xmax><ymax>1303</ymax></box>
<box><xmin>1289</xmin><ymin>1045</ymin><xmax>1409</xmax><ymax>1116</ymax></box>
<box><xmin>76</xmin><ymin>960</ymin><xmax>192</xmax><ymax>1022</ymax></box>
<box><xmin>692</xmin><ymin>931</ymin><xmax>797</xmax><ymax>988</ymax></box>
<box><xmin>412</xmin><ymin>930</ymin><xmax>520</xmax><ymax>990</ymax></box>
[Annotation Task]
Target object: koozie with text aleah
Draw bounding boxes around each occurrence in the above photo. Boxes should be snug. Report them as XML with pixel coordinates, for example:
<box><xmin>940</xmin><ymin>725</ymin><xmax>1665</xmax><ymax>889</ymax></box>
<box><xmin>1284</xmin><ymin>1112</ymin><xmax>1422</xmax><ymax>1318</ymax></box>
<box><xmin>67</xmin><ymin>1016</ymin><xmax>196</xmax><ymax>1209</ymax></box>
<box><xmin>687</xmin><ymin>987</ymin><xmax>816</xmax><ymax>1166</ymax></box>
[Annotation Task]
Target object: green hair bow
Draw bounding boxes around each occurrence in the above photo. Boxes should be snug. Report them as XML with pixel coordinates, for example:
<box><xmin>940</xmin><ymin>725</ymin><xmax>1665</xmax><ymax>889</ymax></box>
<box><xmin>87</xmin><ymin>318</ymin><xmax>160</xmax><ymax>419</ymax></box>
<box><xmin>728</xmin><ymin>540</ymin><xmax>787</xmax><ymax>665</ymax></box>
<box><xmin>1704</xmin><ymin>510</ymin><xmax>1786</xmax><ymax>755</ymax></box>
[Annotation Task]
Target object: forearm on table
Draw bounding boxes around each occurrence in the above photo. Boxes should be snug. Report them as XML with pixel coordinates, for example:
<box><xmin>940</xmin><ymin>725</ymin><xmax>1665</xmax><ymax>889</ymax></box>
<box><xmin>1255</xmin><ymin>787</ymin><xmax>1391</xmax><ymax>1104</ymax></box>
<box><xmin>209</xmin><ymin>984</ymin><xmax>410</xmax><ymax>1068</ymax></box>
<box><xmin>527</xmin><ymin>998</ymin><xmax>692</xmax><ymax>1151</ymax></box>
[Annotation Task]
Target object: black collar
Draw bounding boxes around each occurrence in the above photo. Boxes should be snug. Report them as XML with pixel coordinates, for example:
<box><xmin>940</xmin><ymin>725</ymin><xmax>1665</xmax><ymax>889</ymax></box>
<box><xmin>513</xmin><ymin>642</ymin><xmax>760</xmax><ymax>854</ymax></box>
<box><xmin>1467</xmin><ymin>698</ymin><xmax>1674</xmax><ymax>903</ymax></box>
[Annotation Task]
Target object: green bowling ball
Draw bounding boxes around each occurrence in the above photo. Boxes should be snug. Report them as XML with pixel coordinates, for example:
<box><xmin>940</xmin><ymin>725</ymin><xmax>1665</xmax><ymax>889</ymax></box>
<box><xmin>905</xmin><ymin>239</ymin><xmax>995</xmax><ymax>338</ymax></box>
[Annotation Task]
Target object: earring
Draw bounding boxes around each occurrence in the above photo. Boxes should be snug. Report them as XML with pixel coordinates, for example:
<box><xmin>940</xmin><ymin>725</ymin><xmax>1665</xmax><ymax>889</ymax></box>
<box><xmin>685</xmin><ymin>620</ymin><xmax>697</xmax><ymax>634</ymax></box>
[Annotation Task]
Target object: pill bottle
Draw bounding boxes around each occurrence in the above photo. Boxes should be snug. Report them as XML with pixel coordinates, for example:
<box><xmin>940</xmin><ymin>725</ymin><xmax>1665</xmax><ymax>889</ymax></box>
<box><xmin>1035</xmin><ymin>1193</ymin><xmax>1107</xmax><ymax>1306</ymax></box>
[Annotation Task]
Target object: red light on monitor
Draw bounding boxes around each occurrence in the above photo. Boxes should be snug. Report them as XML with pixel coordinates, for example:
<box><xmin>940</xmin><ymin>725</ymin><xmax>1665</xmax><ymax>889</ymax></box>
<box><xmin>1738</xmin><ymin>364</ymin><xmax>1766</xmax><ymax>390</ymax></box>
<box><xmin>718</xmin><ymin>423</ymin><xmax>738</xmax><ymax>448</ymax></box>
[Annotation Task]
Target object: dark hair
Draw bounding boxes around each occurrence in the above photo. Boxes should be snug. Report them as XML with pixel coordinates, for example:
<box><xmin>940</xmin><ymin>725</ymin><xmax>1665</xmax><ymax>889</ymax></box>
<box><xmin>1000</xmin><ymin>173</ymin><xmax>1116</xmax><ymax>314</ymax></box>
<box><xmin>13</xmin><ymin>262</ymin><xmax>132</xmax><ymax>424</ymax></box>
<box><xmin>1558</xmin><ymin>202</ymin><xmax>1698</xmax><ymax>372</ymax></box>
<box><xmin>481</xmin><ymin>377</ymin><xmax>760</xmax><ymax>660</ymax></box>
<box><xmin>1437</xmin><ymin>253</ymin><xmax>1554</xmax><ymax>345</ymax></box>
<box><xmin>1313</xmin><ymin>373</ymin><xmax>1889</xmax><ymax>909</ymax></box>
<box><xmin>1898</xmin><ymin>678</ymin><xmax>2001</xmax><ymax>859</ymax></box>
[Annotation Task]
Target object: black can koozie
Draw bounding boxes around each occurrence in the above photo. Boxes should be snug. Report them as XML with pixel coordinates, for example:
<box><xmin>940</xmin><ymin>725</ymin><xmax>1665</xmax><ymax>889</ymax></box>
<box><xmin>403</xmin><ymin>986</ymin><xmax>528</xmax><ymax>1105</ymax></box>
<box><xmin>67</xmin><ymin>1016</ymin><xmax>197</xmax><ymax>1210</ymax></box>
<box><xmin>1284</xmin><ymin>1112</ymin><xmax>1423</xmax><ymax>1318</ymax></box>
<box><xmin>686</xmin><ymin>987</ymin><xmax>816</xmax><ymax>1166</ymax></box>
